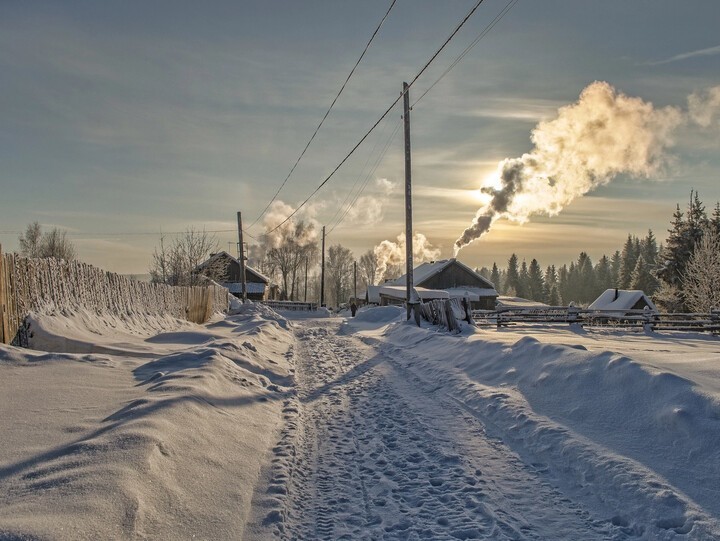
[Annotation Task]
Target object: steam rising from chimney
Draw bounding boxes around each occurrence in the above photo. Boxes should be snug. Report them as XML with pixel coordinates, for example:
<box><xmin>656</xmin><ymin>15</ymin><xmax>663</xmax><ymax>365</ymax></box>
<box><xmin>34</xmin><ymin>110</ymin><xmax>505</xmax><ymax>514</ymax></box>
<box><xmin>374</xmin><ymin>232</ymin><xmax>440</xmax><ymax>283</ymax></box>
<box><xmin>454</xmin><ymin>81</ymin><xmax>683</xmax><ymax>253</ymax></box>
<box><xmin>263</xmin><ymin>200</ymin><xmax>318</xmax><ymax>248</ymax></box>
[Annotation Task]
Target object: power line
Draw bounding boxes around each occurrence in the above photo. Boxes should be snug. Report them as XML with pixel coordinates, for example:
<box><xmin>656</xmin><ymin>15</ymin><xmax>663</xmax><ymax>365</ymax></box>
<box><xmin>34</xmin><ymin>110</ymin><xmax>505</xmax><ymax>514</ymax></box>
<box><xmin>412</xmin><ymin>0</ymin><xmax>520</xmax><ymax>107</ymax></box>
<box><xmin>327</xmin><ymin>118</ymin><xmax>402</xmax><ymax>235</ymax></box>
<box><xmin>249</xmin><ymin>0</ymin><xmax>398</xmax><ymax>230</ymax></box>
<box><xmin>0</xmin><ymin>227</ymin><xmax>259</xmax><ymax>241</ymax></box>
<box><xmin>267</xmin><ymin>0</ymin><xmax>489</xmax><ymax>236</ymax></box>
<box><xmin>326</xmin><ymin>109</ymin><xmax>400</xmax><ymax>230</ymax></box>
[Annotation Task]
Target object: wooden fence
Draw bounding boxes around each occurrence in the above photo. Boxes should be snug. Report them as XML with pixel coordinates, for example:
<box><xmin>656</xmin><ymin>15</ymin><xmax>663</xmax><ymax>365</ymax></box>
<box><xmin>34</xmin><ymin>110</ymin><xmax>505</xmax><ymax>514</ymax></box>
<box><xmin>262</xmin><ymin>300</ymin><xmax>318</xmax><ymax>311</ymax></box>
<box><xmin>0</xmin><ymin>244</ymin><xmax>229</xmax><ymax>346</ymax></box>
<box><xmin>471</xmin><ymin>305</ymin><xmax>720</xmax><ymax>334</ymax></box>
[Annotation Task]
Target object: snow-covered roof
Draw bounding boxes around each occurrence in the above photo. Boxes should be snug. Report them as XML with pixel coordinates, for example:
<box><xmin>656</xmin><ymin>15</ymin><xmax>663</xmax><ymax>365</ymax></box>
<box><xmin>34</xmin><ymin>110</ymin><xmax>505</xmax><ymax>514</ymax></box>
<box><xmin>196</xmin><ymin>251</ymin><xmax>270</xmax><ymax>284</ymax></box>
<box><xmin>386</xmin><ymin>258</ymin><xmax>495</xmax><ymax>290</ymax></box>
<box><xmin>378</xmin><ymin>285</ymin><xmax>449</xmax><ymax>301</ymax></box>
<box><xmin>588</xmin><ymin>289</ymin><xmax>657</xmax><ymax>313</ymax></box>
<box><xmin>444</xmin><ymin>287</ymin><xmax>499</xmax><ymax>301</ymax></box>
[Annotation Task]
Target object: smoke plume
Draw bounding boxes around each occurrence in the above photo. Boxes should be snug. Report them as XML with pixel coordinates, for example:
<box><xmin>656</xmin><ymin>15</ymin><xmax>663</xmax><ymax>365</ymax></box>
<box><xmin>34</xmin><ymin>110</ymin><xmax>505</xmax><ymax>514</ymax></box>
<box><xmin>688</xmin><ymin>85</ymin><xmax>720</xmax><ymax>128</ymax></box>
<box><xmin>374</xmin><ymin>232</ymin><xmax>440</xmax><ymax>283</ymax></box>
<box><xmin>262</xmin><ymin>200</ymin><xmax>319</xmax><ymax>249</ymax></box>
<box><xmin>454</xmin><ymin>81</ymin><xmax>683</xmax><ymax>253</ymax></box>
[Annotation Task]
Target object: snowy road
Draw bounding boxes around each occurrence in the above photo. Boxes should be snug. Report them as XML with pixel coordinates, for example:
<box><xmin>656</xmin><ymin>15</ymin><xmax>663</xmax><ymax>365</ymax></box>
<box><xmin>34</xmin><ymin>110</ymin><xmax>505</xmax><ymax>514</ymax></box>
<box><xmin>248</xmin><ymin>319</ymin><xmax>630</xmax><ymax>540</ymax></box>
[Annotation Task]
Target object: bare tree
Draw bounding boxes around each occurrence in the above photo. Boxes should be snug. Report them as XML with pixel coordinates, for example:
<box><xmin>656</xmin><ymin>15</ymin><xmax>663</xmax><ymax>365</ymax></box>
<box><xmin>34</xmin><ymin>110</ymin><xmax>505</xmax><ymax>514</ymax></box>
<box><xmin>358</xmin><ymin>249</ymin><xmax>378</xmax><ymax>289</ymax></box>
<box><xmin>18</xmin><ymin>222</ymin><xmax>43</xmax><ymax>258</ymax></box>
<box><xmin>149</xmin><ymin>228</ymin><xmax>218</xmax><ymax>286</ymax></box>
<box><xmin>264</xmin><ymin>221</ymin><xmax>318</xmax><ymax>300</ymax></box>
<box><xmin>18</xmin><ymin>222</ymin><xmax>76</xmax><ymax>260</ymax></box>
<box><xmin>683</xmin><ymin>226</ymin><xmax>720</xmax><ymax>312</ymax></box>
<box><xmin>326</xmin><ymin>244</ymin><xmax>354</xmax><ymax>308</ymax></box>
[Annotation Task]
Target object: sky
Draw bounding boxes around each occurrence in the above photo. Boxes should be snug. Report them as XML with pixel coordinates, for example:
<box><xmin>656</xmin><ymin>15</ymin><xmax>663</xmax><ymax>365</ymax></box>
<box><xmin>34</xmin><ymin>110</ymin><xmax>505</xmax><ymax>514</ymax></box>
<box><xmin>1</xmin><ymin>0</ymin><xmax>719</xmax><ymax>275</ymax></box>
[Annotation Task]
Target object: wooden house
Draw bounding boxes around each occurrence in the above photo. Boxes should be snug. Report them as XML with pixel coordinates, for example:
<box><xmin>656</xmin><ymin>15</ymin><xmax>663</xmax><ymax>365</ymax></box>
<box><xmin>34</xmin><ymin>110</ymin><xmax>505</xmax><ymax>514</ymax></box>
<box><xmin>384</xmin><ymin>258</ymin><xmax>498</xmax><ymax>310</ymax></box>
<box><xmin>196</xmin><ymin>251</ymin><xmax>277</xmax><ymax>301</ymax></box>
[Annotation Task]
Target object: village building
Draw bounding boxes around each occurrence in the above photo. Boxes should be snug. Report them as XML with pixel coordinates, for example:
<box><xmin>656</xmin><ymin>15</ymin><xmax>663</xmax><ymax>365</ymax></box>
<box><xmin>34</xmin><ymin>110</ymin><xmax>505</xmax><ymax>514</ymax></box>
<box><xmin>372</xmin><ymin>258</ymin><xmax>498</xmax><ymax>310</ymax></box>
<box><xmin>588</xmin><ymin>288</ymin><xmax>658</xmax><ymax>316</ymax></box>
<box><xmin>195</xmin><ymin>251</ymin><xmax>278</xmax><ymax>301</ymax></box>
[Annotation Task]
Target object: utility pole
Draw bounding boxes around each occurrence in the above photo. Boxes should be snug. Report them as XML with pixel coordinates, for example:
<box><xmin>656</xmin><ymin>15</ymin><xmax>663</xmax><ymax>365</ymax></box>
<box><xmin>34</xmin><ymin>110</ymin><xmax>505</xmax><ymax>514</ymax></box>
<box><xmin>403</xmin><ymin>82</ymin><xmax>414</xmax><ymax>320</ymax></box>
<box><xmin>237</xmin><ymin>211</ymin><xmax>247</xmax><ymax>302</ymax></box>
<box><xmin>353</xmin><ymin>260</ymin><xmax>357</xmax><ymax>303</ymax></box>
<box><xmin>304</xmin><ymin>257</ymin><xmax>308</xmax><ymax>303</ymax></box>
<box><xmin>320</xmin><ymin>226</ymin><xmax>326</xmax><ymax>307</ymax></box>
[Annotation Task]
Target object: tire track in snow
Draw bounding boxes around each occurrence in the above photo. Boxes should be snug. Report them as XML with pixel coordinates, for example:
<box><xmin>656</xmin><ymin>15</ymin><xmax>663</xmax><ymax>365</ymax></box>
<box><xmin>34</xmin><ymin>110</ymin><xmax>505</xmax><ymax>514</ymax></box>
<box><xmin>255</xmin><ymin>320</ymin><xmax>627</xmax><ymax>540</ymax></box>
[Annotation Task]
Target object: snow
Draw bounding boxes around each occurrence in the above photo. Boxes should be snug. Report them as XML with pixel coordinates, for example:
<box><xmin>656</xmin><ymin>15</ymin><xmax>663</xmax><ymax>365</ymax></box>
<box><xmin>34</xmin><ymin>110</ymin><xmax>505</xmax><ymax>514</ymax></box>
<box><xmin>589</xmin><ymin>288</ymin><xmax>658</xmax><ymax>313</ymax></box>
<box><xmin>2</xmin><ymin>302</ymin><xmax>720</xmax><ymax>539</ymax></box>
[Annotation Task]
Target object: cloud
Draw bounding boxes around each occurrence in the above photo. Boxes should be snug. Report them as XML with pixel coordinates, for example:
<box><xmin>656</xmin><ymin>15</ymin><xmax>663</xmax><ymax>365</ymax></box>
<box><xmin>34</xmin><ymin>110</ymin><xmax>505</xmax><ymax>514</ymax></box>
<box><xmin>647</xmin><ymin>44</ymin><xmax>720</xmax><ymax>66</ymax></box>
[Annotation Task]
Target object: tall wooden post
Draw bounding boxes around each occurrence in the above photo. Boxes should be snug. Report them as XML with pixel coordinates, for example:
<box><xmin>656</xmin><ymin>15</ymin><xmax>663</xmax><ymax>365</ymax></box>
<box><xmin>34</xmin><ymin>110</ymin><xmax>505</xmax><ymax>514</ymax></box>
<box><xmin>237</xmin><ymin>211</ymin><xmax>247</xmax><ymax>302</ymax></box>
<box><xmin>304</xmin><ymin>257</ymin><xmax>308</xmax><ymax>303</ymax></box>
<box><xmin>320</xmin><ymin>226</ymin><xmax>326</xmax><ymax>307</ymax></box>
<box><xmin>353</xmin><ymin>260</ymin><xmax>357</xmax><ymax>303</ymax></box>
<box><xmin>403</xmin><ymin>82</ymin><xmax>414</xmax><ymax>320</ymax></box>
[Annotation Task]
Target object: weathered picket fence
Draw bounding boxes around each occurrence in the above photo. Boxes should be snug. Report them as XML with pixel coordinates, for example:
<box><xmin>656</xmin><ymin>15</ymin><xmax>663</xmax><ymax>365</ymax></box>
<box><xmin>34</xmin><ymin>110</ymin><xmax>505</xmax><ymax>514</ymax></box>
<box><xmin>472</xmin><ymin>305</ymin><xmax>720</xmax><ymax>334</ymax></box>
<box><xmin>0</xmin><ymin>245</ymin><xmax>229</xmax><ymax>346</ymax></box>
<box><xmin>262</xmin><ymin>300</ymin><xmax>318</xmax><ymax>311</ymax></box>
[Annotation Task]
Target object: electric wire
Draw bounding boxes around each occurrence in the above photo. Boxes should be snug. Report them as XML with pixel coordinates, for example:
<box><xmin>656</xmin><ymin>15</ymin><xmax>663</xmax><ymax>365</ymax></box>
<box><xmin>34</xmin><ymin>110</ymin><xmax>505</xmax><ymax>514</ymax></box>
<box><xmin>0</xmin><ymin>228</ymin><xmax>259</xmax><ymax>241</ymax></box>
<box><xmin>327</xmin><ymin>118</ymin><xmax>402</xmax><ymax>235</ymax></box>
<box><xmin>248</xmin><ymin>0</ymin><xmax>398</xmax><ymax>230</ymax></box>
<box><xmin>412</xmin><ymin>0</ymin><xmax>520</xmax><ymax>107</ymax></box>
<box><xmin>326</xmin><ymin>106</ymin><xmax>399</xmax><ymax>230</ymax></box>
<box><xmin>267</xmin><ymin>0</ymin><xmax>489</xmax><ymax>236</ymax></box>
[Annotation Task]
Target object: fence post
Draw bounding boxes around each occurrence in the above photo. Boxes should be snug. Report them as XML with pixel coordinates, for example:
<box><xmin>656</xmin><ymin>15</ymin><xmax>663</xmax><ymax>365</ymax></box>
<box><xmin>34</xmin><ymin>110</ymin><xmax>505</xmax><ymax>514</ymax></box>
<box><xmin>0</xmin><ymin>244</ymin><xmax>7</xmax><ymax>344</ymax></box>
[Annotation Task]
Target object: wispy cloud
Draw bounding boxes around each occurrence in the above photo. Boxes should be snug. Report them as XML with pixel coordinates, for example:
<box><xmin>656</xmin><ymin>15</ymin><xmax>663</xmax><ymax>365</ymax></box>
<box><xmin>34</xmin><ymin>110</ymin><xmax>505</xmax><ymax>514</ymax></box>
<box><xmin>647</xmin><ymin>44</ymin><xmax>720</xmax><ymax>66</ymax></box>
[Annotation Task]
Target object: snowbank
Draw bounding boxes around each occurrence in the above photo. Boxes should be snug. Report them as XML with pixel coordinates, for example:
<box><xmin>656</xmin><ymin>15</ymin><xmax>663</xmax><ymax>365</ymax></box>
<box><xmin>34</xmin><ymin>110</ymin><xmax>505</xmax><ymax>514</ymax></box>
<box><xmin>358</xmin><ymin>320</ymin><xmax>720</xmax><ymax>538</ymax></box>
<box><xmin>0</xmin><ymin>303</ymin><xmax>294</xmax><ymax>539</ymax></box>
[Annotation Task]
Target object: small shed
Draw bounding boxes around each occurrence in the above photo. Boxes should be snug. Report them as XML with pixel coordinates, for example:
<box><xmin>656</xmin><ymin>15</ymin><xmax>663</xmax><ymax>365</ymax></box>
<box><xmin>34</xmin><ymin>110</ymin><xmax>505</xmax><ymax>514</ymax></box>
<box><xmin>385</xmin><ymin>258</ymin><xmax>498</xmax><ymax>309</ymax></box>
<box><xmin>589</xmin><ymin>289</ymin><xmax>657</xmax><ymax>315</ymax></box>
<box><xmin>196</xmin><ymin>251</ymin><xmax>276</xmax><ymax>301</ymax></box>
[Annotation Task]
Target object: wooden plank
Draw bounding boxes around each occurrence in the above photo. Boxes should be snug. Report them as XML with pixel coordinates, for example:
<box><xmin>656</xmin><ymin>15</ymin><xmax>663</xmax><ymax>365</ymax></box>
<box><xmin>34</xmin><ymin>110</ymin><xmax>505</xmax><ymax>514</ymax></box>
<box><xmin>0</xmin><ymin>244</ymin><xmax>7</xmax><ymax>344</ymax></box>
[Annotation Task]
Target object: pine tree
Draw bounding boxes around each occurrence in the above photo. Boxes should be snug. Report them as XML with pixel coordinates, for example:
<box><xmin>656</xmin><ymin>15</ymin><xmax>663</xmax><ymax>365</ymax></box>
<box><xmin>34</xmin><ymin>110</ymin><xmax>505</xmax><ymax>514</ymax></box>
<box><xmin>548</xmin><ymin>284</ymin><xmax>561</xmax><ymax>306</ymax></box>
<box><xmin>576</xmin><ymin>252</ymin><xmax>595</xmax><ymax>304</ymax></box>
<box><xmin>490</xmin><ymin>263</ymin><xmax>501</xmax><ymax>292</ymax></box>
<box><xmin>506</xmin><ymin>254</ymin><xmax>520</xmax><ymax>296</ymax></box>
<box><xmin>594</xmin><ymin>255</ymin><xmax>612</xmax><ymax>294</ymax></box>
<box><xmin>527</xmin><ymin>259</ymin><xmax>545</xmax><ymax>302</ymax></box>
<box><xmin>558</xmin><ymin>264</ymin><xmax>570</xmax><ymax>304</ymax></box>
<box><xmin>656</xmin><ymin>204</ymin><xmax>688</xmax><ymax>287</ymax></box>
<box><xmin>619</xmin><ymin>235</ymin><xmax>638</xmax><ymax>289</ymax></box>
<box><xmin>630</xmin><ymin>256</ymin><xmax>654</xmax><ymax>292</ymax></box>
<box><xmin>610</xmin><ymin>251</ymin><xmax>621</xmax><ymax>286</ymax></box>
<box><xmin>544</xmin><ymin>265</ymin><xmax>558</xmax><ymax>303</ymax></box>
<box><xmin>712</xmin><ymin>202</ymin><xmax>720</xmax><ymax>234</ymax></box>
<box><xmin>518</xmin><ymin>260</ymin><xmax>529</xmax><ymax>299</ymax></box>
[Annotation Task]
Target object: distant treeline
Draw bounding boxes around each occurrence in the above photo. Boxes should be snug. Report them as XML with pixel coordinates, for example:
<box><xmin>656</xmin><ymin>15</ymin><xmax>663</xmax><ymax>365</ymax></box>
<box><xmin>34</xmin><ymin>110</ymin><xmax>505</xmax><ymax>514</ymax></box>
<box><xmin>478</xmin><ymin>191</ymin><xmax>720</xmax><ymax>311</ymax></box>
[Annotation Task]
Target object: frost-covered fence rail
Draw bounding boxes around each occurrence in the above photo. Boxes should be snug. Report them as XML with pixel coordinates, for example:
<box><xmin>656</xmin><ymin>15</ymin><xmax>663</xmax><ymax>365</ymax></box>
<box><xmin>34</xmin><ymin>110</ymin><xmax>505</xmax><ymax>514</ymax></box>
<box><xmin>262</xmin><ymin>301</ymin><xmax>318</xmax><ymax>311</ymax></box>
<box><xmin>472</xmin><ymin>306</ymin><xmax>720</xmax><ymax>334</ymax></box>
<box><xmin>0</xmin><ymin>245</ymin><xmax>229</xmax><ymax>345</ymax></box>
